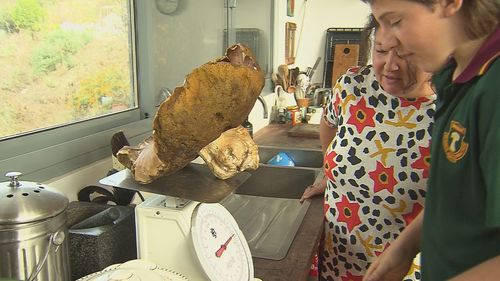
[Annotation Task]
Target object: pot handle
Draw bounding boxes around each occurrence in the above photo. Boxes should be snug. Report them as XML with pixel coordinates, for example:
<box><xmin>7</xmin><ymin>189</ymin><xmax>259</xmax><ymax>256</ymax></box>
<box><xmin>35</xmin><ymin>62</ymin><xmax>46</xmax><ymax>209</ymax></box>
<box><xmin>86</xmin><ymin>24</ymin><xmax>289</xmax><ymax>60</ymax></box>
<box><xmin>27</xmin><ymin>231</ymin><xmax>65</xmax><ymax>281</ymax></box>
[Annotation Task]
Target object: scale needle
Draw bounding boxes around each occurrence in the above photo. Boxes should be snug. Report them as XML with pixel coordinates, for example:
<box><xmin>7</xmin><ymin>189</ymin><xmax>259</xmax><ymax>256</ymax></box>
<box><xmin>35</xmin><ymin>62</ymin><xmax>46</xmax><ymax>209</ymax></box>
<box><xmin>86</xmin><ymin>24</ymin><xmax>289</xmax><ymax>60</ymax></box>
<box><xmin>215</xmin><ymin>234</ymin><xmax>234</xmax><ymax>257</ymax></box>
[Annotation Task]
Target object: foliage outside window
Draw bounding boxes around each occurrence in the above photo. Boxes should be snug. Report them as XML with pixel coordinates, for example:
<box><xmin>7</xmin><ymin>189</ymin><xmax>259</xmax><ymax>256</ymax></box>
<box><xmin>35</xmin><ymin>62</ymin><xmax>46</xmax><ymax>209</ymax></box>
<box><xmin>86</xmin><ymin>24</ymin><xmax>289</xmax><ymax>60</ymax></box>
<box><xmin>0</xmin><ymin>0</ymin><xmax>136</xmax><ymax>139</ymax></box>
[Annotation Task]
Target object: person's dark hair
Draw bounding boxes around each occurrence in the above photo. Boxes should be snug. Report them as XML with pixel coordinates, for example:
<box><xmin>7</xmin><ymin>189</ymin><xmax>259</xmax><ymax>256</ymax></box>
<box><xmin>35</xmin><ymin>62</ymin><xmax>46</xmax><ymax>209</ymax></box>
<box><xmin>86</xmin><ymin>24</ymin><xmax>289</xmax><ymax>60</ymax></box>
<box><xmin>359</xmin><ymin>14</ymin><xmax>378</xmax><ymax>66</ymax></box>
<box><xmin>360</xmin><ymin>0</ymin><xmax>499</xmax><ymax>39</ymax></box>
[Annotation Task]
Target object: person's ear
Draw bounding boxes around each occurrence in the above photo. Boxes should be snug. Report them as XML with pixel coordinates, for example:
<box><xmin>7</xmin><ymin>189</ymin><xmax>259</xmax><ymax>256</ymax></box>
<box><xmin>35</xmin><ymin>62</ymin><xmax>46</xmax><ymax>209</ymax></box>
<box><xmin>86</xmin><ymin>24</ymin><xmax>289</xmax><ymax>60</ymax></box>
<box><xmin>438</xmin><ymin>0</ymin><xmax>463</xmax><ymax>17</ymax></box>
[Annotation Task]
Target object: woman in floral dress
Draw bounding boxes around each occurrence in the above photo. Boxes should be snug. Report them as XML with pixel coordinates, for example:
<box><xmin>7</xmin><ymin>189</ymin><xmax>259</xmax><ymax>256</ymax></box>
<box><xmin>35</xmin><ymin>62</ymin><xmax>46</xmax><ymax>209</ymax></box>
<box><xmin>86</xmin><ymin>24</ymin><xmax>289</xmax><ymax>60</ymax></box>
<box><xmin>302</xmin><ymin>18</ymin><xmax>435</xmax><ymax>281</ymax></box>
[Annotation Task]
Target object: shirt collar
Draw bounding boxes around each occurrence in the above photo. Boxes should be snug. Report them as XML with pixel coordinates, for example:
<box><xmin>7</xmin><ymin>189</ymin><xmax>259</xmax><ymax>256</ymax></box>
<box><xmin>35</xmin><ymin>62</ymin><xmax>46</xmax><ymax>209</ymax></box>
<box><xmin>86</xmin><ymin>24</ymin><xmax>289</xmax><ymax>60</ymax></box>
<box><xmin>454</xmin><ymin>26</ymin><xmax>500</xmax><ymax>83</ymax></box>
<box><xmin>432</xmin><ymin>61</ymin><xmax>455</xmax><ymax>95</ymax></box>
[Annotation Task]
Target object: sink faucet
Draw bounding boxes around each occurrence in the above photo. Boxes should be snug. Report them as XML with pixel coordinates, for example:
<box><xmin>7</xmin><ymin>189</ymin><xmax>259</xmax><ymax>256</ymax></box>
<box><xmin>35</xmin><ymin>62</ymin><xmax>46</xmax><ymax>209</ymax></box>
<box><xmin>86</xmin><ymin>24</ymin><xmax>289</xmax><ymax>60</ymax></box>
<box><xmin>257</xmin><ymin>95</ymin><xmax>268</xmax><ymax>119</ymax></box>
<box><xmin>243</xmin><ymin>95</ymin><xmax>268</xmax><ymax>138</ymax></box>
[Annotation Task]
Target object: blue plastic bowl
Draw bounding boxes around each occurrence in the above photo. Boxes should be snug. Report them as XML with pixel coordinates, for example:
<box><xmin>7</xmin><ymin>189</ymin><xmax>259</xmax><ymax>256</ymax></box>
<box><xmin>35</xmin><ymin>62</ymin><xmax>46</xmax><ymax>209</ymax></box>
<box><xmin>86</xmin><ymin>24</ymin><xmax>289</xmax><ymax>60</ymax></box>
<box><xmin>267</xmin><ymin>152</ymin><xmax>295</xmax><ymax>167</ymax></box>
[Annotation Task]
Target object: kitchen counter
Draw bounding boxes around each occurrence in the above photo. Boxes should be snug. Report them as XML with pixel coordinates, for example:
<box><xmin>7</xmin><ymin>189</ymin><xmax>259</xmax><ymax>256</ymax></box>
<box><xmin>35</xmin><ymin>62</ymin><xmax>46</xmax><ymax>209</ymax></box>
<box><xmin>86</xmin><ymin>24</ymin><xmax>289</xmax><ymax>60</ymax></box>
<box><xmin>252</xmin><ymin>123</ymin><xmax>324</xmax><ymax>281</ymax></box>
<box><xmin>254</xmin><ymin>123</ymin><xmax>322</xmax><ymax>150</ymax></box>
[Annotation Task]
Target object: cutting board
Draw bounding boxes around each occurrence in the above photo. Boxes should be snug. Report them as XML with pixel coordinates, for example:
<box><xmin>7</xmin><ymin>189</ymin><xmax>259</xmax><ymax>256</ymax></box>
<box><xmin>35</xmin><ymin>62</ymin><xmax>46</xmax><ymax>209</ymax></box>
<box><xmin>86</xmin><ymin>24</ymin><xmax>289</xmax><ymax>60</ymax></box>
<box><xmin>332</xmin><ymin>44</ymin><xmax>360</xmax><ymax>83</ymax></box>
<box><xmin>287</xmin><ymin>124</ymin><xmax>320</xmax><ymax>139</ymax></box>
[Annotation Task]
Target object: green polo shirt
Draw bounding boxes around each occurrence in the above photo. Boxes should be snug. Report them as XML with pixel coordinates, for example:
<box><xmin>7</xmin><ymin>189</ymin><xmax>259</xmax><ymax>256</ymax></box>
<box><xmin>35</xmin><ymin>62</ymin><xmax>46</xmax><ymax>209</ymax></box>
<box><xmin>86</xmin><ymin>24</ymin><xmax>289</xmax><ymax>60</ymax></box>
<box><xmin>422</xmin><ymin>27</ymin><xmax>500</xmax><ymax>280</ymax></box>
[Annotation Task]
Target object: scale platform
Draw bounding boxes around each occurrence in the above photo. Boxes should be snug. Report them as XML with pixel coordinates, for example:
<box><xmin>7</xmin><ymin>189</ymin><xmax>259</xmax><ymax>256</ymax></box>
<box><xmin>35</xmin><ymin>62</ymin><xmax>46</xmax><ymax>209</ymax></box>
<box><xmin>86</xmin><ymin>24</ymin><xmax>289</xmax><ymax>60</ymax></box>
<box><xmin>99</xmin><ymin>163</ymin><xmax>251</xmax><ymax>203</ymax></box>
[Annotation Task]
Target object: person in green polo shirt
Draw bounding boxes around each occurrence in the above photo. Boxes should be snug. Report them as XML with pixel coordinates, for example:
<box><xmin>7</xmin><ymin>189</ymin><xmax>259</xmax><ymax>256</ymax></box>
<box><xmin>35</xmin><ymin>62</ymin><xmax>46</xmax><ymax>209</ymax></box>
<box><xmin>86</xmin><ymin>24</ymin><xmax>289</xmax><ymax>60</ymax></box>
<box><xmin>358</xmin><ymin>0</ymin><xmax>500</xmax><ymax>280</ymax></box>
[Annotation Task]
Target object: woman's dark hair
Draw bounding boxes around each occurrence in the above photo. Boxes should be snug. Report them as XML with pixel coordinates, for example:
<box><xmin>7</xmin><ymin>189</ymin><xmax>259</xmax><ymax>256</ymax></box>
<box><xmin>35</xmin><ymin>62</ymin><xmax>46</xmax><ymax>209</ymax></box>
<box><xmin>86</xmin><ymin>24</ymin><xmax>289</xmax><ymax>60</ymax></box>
<box><xmin>358</xmin><ymin>14</ymin><xmax>378</xmax><ymax>66</ymax></box>
<box><xmin>361</xmin><ymin>0</ymin><xmax>499</xmax><ymax>39</ymax></box>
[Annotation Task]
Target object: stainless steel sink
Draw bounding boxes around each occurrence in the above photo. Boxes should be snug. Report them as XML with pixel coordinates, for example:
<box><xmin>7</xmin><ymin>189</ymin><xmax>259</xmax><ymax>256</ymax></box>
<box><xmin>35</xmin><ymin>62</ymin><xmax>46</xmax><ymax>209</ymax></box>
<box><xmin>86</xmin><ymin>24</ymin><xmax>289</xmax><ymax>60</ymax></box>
<box><xmin>222</xmin><ymin>165</ymin><xmax>322</xmax><ymax>260</ymax></box>
<box><xmin>235</xmin><ymin>165</ymin><xmax>320</xmax><ymax>199</ymax></box>
<box><xmin>258</xmin><ymin>145</ymin><xmax>323</xmax><ymax>169</ymax></box>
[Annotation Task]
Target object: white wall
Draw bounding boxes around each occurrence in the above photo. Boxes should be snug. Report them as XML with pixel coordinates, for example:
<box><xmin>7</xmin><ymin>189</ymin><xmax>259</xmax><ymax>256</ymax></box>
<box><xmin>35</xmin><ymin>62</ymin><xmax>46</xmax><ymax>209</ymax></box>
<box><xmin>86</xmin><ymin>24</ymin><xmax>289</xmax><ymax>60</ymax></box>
<box><xmin>152</xmin><ymin>0</ymin><xmax>226</xmax><ymax>99</ymax></box>
<box><xmin>46</xmin><ymin>158</ymin><xmax>112</xmax><ymax>201</ymax></box>
<box><xmin>230</xmin><ymin>0</ymin><xmax>272</xmax><ymax>76</ymax></box>
<box><xmin>152</xmin><ymin>0</ymin><xmax>273</xmax><ymax>100</ymax></box>
<box><xmin>273</xmin><ymin>0</ymin><xmax>370</xmax><ymax>84</ymax></box>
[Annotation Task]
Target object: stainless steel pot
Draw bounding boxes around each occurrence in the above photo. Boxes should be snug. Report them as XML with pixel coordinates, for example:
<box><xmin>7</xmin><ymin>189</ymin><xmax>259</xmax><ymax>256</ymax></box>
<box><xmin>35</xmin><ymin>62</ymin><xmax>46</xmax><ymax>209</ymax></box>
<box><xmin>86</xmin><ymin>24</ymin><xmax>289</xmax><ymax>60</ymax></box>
<box><xmin>0</xmin><ymin>172</ymin><xmax>71</xmax><ymax>281</ymax></box>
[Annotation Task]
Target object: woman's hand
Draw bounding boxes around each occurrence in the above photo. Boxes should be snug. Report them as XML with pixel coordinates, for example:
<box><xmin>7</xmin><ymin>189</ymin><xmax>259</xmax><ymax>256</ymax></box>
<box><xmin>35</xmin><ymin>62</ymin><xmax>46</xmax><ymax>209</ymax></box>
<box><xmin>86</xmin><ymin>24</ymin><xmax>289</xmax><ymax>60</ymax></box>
<box><xmin>300</xmin><ymin>174</ymin><xmax>327</xmax><ymax>203</ymax></box>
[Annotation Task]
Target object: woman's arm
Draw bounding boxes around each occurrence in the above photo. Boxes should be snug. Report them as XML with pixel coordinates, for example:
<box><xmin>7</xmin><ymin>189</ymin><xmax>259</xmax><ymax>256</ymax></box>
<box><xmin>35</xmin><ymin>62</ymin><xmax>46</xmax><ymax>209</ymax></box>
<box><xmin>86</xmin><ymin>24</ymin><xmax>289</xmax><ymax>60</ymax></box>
<box><xmin>299</xmin><ymin>117</ymin><xmax>337</xmax><ymax>203</ymax></box>
<box><xmin>320</xmin><ymin>116</ymin><xmax>337</xmax><ymax>154</ymax></box>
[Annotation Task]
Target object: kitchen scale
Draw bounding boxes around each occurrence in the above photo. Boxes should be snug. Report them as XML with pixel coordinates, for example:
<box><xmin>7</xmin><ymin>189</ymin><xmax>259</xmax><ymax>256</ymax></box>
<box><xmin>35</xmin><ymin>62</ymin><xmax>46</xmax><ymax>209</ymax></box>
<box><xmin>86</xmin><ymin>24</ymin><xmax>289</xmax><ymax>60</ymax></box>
<box><xmin>99</xmin><ymin>163</ymin><xmax>262</xmax><ymax>281</ymax></box>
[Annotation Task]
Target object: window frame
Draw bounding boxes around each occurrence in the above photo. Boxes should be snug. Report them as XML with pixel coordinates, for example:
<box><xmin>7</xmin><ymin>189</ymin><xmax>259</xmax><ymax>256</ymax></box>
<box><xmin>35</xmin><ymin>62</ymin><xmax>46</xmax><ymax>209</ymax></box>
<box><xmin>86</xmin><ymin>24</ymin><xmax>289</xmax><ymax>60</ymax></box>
<box><xmin>0</xmin><ymin>0</ymin><xmax>156</xmax><ymax>182</ymax></box>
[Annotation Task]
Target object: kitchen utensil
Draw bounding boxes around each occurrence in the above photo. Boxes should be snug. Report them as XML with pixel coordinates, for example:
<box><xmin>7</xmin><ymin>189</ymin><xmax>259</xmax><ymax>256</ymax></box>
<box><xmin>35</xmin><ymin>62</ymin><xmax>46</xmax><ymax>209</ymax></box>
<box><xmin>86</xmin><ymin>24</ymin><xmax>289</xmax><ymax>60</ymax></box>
<box><xmin>295</xmin><ymin>73</ymin><xmax>310</xmax><ymax>99</ymax></box>
<box><xmin>323</xmin><ymin>28</ymin><xmax>364</xmax><ymax>88</ymax></box>
<box><xmin>288</xmin><ymin>67</ymin><xmax>300</xmax><ymax>88</ymax></box>
<box><xmin>313</xmin><ymin>88</ymin><xmax>332</xmax><ymax>107</ymax></box>
<box><xmin>271</xmin><ymin>72</ymin><xmax>280</xmax><ymax>87</ymax></box>
<box><xmin>308</xmin><ymin>57</ymin><xmax>321</xmax><ymax>79</ymax></box>
<box><xmin>275</xmin><ymin>85</ymin><xmax>297</xmax><ymax>108</ymax></box>
<box><xmin>277</xmin><ymin>64</ymin><xmax>289</xmax><ymax>90</ymax></box>
<box><xmin>134</xmin><ymin>194</ymin><xmax>258</xmax><ymax>281</ymax></box>
<box><xmin>77</xmin><ymin>259</ymin><xmax>188</xmax><ymax>281</ymax></box>
<box><xmin>305</xmin><ymin>67</ymin><xmax>312</xmax><ymax>77</ymax></box>
<box><xmin>296</xmin><ymin>98</ymin><xmax>309</xmax><ymax>108</ymax></box>
<box><xmin>0</xmin><ymin>172</ymin><xmax>71</xmax><ymax>281</ymax></box>
<box><xmin>332</xmin><ymin>44</ymin><xmax>359</xmax><ymax>83</ymax></box>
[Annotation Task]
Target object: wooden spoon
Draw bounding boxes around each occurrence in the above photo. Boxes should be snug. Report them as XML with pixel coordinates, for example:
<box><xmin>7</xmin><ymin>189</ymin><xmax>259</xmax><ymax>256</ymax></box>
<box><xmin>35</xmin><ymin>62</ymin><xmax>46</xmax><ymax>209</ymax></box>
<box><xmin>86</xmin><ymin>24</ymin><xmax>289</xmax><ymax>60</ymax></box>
<box><xmin>277</xmin><ymin>64</ymin><xmax>289</xmax><ymax>90</ymax></box>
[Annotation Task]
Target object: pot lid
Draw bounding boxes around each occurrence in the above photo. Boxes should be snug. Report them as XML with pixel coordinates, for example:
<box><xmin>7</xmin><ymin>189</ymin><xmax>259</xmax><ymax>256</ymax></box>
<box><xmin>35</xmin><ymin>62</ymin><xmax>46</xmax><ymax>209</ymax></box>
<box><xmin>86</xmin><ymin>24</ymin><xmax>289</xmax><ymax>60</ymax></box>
<box><xmin>0</xmin><ymin>172</ymin><xmax>69</xmax><ymax>224</ymax></box>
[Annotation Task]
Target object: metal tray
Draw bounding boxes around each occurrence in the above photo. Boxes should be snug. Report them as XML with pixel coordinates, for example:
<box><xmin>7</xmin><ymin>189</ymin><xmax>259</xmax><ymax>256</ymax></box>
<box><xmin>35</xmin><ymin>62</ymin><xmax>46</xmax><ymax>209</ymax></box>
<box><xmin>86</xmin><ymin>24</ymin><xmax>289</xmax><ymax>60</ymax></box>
<box><xmin>99</xmin><ymin>163</ymin><xmax>250</xmax><ymax>203</ymax></box>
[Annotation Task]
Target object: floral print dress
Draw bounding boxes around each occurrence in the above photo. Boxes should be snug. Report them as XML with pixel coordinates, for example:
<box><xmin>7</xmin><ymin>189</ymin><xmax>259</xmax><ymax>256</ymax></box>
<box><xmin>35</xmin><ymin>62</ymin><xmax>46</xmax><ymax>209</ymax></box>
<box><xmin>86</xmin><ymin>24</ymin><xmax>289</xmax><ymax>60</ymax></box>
<box><xmin>319</xmin><ymin>65</ymin><xmax>435</xmax><ymax>281</ymax></box>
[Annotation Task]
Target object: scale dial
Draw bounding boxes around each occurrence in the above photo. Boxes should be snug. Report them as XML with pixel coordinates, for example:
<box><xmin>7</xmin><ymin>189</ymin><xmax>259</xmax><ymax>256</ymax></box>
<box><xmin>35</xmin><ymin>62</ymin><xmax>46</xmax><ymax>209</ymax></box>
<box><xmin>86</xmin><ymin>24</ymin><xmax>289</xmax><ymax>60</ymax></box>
<box><xmin>191</xmin><ymin>203</ymin><xmax>253</xmax><ymax>281</ymax></box>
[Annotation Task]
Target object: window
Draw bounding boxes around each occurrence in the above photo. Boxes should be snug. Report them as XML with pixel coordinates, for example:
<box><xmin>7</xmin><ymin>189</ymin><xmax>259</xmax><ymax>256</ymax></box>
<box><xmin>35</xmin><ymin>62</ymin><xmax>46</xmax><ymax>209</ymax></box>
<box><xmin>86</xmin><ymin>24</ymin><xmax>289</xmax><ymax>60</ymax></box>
<box><xmin>0</xmin><ymin>0</ymin><xmax>136</xmax><ymax>139</ymax></box>
<box><xmin>0</xmin><ymin>0</ymin><xmax>152</xmax><ymax>182</ymax></box>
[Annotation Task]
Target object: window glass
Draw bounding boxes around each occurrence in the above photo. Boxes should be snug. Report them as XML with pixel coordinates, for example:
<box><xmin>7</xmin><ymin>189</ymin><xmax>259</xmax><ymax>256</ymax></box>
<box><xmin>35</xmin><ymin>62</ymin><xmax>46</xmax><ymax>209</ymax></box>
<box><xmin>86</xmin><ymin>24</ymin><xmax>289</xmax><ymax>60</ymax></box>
<box><xmin>0</xmin><ymin>0</ymin><xmax>136</xmax><ymax>139</ymax></box>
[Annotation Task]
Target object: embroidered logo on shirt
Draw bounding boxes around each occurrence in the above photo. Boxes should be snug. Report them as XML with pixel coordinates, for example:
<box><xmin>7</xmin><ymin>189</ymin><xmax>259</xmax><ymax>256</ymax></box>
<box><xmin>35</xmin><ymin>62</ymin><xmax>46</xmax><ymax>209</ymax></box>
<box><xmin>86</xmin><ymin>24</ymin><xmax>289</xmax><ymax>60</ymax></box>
<box><xmin>442</xmin><ymin>120</ymin><xmax>469</xmax><ymax>163</ymax></box>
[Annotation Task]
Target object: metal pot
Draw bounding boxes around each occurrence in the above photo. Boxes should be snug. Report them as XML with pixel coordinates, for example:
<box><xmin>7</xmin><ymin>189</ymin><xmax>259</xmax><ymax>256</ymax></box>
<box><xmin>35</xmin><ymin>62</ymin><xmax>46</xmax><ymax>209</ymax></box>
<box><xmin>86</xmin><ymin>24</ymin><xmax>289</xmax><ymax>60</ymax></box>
<box><xmin>0</xmin><ymin>172</ymin><xmax>71</xmax><ymax>281</ymax></box>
